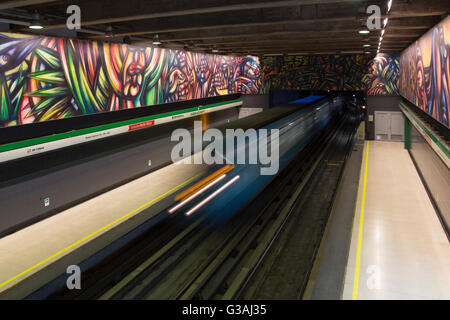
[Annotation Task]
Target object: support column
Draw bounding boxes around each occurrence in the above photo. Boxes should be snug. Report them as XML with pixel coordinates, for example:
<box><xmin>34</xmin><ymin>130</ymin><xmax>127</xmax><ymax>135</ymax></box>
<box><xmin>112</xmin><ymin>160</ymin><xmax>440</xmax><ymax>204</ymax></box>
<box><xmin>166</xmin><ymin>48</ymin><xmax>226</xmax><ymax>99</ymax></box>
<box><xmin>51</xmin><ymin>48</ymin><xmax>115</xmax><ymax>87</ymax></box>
<box><xmin>404</xmin><ymin>116</ymin><xmax>411</xmax><ymax>150</ymax></box>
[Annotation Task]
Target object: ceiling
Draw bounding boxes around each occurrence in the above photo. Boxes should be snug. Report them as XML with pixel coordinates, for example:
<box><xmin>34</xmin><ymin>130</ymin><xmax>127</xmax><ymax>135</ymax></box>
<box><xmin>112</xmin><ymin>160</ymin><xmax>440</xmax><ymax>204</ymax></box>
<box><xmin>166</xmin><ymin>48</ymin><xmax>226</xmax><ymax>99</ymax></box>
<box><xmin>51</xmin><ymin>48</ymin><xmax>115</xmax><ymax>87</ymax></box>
<box><xmin>0</xmin><ymin>0</ymin><xmax>448</xmax><ymax>57</ymax></box>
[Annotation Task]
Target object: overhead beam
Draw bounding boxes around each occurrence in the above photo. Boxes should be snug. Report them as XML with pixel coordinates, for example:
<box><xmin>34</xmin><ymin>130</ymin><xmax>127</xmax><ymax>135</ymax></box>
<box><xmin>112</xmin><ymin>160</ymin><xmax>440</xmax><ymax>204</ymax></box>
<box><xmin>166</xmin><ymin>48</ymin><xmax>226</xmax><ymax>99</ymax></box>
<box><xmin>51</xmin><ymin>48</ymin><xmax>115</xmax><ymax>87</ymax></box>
<box><xmin>41</xmin><ymin>0</ymin><xmax>373</xmax><ymax>30</ymax></box>
<box><xmin>130</xmin><ymin>25</ymin><xmax>425</xmax><ymax>43</ymax></box>
<box><xmin>0</xmin><ymin>0</ymin><xmax>59</xmax><ymax>9</ymax></box>
<box><xmin>251</xmin><ymin>47</ymin><xmax>403</xmax><ymax>54</ymax></box>
<box><xmin>109</xmin><ymin>17</ymin><xmax>358</xmax><ymax>38</ymax></box>
<box><xmin>74</xmin><ymin>3</ymin><xmax>370</xmax><ymax>38</ymax></box>
<box><xmin>194</xmin><ymin>39</ymin><xmax>413</xmax><ymax>48</ymax></box>
<box><xmin>387</xmin><ymin>16</ymin><xmax>442</xmax><ymax>30</ymax></box>
<box><xmin>193</xmin><ymin>35</ymin><xmax>415</xmax><ymax>46</ymax></box>
<box><xmin>387</xmin><ymin>0</ymin><xmax>450</xmax><ymax>18</ymax></box>
<box><xmin>208</xmin><ymin>43</ymin><xmax>409</xmax><ymax>50</ymax></box>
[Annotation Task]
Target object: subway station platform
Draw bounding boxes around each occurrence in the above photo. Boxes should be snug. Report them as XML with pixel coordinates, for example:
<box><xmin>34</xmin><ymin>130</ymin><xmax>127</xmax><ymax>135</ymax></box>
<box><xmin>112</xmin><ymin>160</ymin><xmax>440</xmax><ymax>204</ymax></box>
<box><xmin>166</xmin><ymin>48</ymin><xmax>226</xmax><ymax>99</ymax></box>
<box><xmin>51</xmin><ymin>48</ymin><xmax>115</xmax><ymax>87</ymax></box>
<box><xmin>0</xmin><ymin>160</ymin><xmax>208</xmax><ymax>299</ymax></box>
<box><xmin>343</xmin><ymin>141</ymin><xmax>450</xmax><ymax>300</ymax></box>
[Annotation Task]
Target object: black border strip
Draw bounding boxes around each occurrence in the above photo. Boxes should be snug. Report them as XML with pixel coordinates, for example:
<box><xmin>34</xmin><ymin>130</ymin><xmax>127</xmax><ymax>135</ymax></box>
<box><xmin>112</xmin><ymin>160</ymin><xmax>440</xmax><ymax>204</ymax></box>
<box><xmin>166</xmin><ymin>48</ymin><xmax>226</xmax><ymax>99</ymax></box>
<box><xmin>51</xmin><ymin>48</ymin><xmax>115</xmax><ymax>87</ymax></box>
<box><xmin>0</xmin><ymin>94</ymin><xmax>240</xmax><ymax>145</ymax></box>
<box><xmin>408</xmin><ymin>149</ymin><xmax>450</xmax><ymax>242</ymax></box>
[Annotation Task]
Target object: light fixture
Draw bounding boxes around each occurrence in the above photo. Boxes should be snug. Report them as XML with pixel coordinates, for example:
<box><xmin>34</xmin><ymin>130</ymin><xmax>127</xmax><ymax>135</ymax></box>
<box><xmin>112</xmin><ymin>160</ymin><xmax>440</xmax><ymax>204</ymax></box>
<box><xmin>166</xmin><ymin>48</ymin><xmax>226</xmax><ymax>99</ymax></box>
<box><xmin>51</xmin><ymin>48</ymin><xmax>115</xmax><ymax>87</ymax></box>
<box><xmin>105</xmin><ymin>25</ymin><xmax>113</xmax><ymax>37</ymax></box>
<box><xmin>359</xmin><ymin>30</ymin><xmax>370</xmax><ymax>34</ymax></box>
<box><xmin>387</xmin><ymin>0</ymin><xmax>393</xmax><ymax>13</ymax></box>
<box><xmin>152</xmin><ymin>34</ymin><xmax>161</xmax><ymax>45</ymax></box>
<box><xmin>363</xmin><ymin>44</ymin><xmax>371</xmax><ymax>47</ymax></box>
<box><xmin>29</xmin><ymin>12</ymin><xmax>43</xmax><ymax>29</ymax></box>
<box><xmin>364</xmin><ymin>51</ymin><xmax>371</xmax><ymax>54</ymax></box>
<box><xmin>383</xmin><ymin>18</ymin><xmax>389</xmax><ymax>28</ymax></box>
<box><xmin>29</xmin><ymin>21</ymin><xmax>43</xmax><ymax>29</ymax></box>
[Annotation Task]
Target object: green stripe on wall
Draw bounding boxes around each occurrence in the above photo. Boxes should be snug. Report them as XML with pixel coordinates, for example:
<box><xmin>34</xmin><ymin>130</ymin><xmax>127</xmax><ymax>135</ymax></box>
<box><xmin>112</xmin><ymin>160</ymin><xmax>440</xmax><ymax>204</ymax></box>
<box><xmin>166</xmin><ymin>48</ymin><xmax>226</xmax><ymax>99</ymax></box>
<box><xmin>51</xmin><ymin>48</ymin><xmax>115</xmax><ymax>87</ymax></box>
<box><xmin>399</xmin><ymin>102</ymin><xmax>450</xmax><ymax>158</ymax></box>
<box><xmin>0</xmin><ymin>98</ymin><xmax>242</xmax><ymax>153</ymax></box>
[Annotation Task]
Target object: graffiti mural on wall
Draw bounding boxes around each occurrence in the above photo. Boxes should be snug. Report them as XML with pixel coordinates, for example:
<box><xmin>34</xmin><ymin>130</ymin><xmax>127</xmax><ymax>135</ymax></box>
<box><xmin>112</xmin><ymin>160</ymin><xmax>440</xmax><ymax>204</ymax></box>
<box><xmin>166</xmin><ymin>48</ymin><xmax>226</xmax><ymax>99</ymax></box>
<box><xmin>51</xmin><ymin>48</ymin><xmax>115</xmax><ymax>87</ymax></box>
<box><xmin>0</xmin><ymin>33</ymin><xmax>261</xmax><ymax>127</ymax></box>
<box><xmin>400</xmin><ymin>15</ymin><xmax>450</xmax><ymax>127</ymax></box>
<box><xmin>260</xmin><ymin>55</ymin><xmax>370</xmax><ymax>92</ymax></box>
<box><xmin>362</xmin><ymin>54</ymin><xmax>400</xmax><ymax>95</ymax></box>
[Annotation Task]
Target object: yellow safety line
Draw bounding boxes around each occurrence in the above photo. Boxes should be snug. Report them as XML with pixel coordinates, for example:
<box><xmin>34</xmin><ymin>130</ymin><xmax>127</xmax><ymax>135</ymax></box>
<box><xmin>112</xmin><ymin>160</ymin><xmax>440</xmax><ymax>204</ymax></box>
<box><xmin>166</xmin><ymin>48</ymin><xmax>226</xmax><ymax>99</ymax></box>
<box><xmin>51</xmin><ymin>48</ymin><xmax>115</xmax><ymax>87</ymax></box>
<box><xmin>326</xmin><ymin>163</ymin><xmax>342</xmax><ymax>166</ymax></box>
<box><xmin>0</xmin><ymin>172</ymin><xmax>204</xmax><ymax>290</ymax></box>
<box><xmin>352</xmin><ymin>141</ymin><xmax>369</xmax><ymax>300</ymax></box>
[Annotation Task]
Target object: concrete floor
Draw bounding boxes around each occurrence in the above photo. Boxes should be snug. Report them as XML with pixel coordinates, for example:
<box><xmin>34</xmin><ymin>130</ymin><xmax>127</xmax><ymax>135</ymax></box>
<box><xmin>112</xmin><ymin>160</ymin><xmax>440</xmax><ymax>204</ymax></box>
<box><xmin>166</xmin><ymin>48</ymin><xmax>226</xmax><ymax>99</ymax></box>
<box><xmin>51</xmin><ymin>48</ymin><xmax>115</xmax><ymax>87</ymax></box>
<box><xmin>343</xmin><ymin>141</ymin><xmax>450</xmax><ymax>300</ymax></box>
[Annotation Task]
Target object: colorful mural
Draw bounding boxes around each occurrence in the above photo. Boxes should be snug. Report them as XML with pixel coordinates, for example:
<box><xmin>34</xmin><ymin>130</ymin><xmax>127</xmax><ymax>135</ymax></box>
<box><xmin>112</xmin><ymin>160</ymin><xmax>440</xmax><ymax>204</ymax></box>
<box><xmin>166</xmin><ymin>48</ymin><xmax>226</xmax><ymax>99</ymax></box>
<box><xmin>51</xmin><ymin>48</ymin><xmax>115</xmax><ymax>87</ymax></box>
<box><xmin>0</xmin><ymin>32</ymin><xmax>261</xmax><ymax>127</ymax></box>
<box><xmin>400</xmin><ymin>15</ymin><xmax>450</xmax><ymax>127</ymax></box>
<box><xmin>363</xmin><ymin>53</ymin><xmax>400</xmax><ymax>95</ymax></box>
<box><xmin>260</xmin><ymin>55</ymin><xmax>370</xmax><ymax>92</ymax></box>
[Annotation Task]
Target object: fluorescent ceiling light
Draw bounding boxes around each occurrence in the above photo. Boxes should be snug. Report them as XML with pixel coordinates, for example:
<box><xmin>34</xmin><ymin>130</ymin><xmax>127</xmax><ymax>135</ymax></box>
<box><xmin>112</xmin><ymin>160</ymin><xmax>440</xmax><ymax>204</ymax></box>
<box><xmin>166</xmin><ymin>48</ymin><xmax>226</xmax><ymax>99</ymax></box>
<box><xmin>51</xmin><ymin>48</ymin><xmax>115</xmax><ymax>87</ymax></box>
<box><xmin>29</xmin><ymin>12</ymin><xmax>43</xmax><ymax>29</ymax></box>
<box><xmin>387</xmin><ymin>0</ymin><xmax>393</xmax><ymax>13</ymax></box>
<box><xmin>359</xmin><ymin>30</ymin><xmax>370</xmax><ymax>34</ymax></box>
<box><xmin>29</xmin><ymin>23</ymin><xmax>43</xmax><ymax>29</ymax></box>
<box><xmin>363</xmin><ymin>44</ymin><xmax>371</xmax><ymax>47</ymax></box>
<box><xmin>152</xmin><ymin>34</ymin><xmax>161</xmax><ymax>45</ymax></box>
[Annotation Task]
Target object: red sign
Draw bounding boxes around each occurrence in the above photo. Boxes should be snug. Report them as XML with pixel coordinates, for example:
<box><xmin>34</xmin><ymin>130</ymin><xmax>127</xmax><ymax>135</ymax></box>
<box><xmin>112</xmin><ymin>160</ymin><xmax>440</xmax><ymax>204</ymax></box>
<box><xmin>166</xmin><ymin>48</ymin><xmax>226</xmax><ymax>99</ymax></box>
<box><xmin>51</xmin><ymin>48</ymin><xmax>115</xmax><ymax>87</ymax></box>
<box><xmin>128</xmin><ymin>120</ymin><xmax>155</xmax><ymax>131</ymax></box>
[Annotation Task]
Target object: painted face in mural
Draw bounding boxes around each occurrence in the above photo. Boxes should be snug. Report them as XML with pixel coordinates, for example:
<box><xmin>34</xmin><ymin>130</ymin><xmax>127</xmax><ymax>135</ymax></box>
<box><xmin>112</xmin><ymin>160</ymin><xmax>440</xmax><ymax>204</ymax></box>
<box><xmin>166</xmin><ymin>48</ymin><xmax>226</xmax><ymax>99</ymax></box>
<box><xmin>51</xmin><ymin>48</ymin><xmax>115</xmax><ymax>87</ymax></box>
<box><xmin>213</xmin><ymin>55</ymin><xmax>232</xmax><ymax>95</ymax></box>
<box><xmin>0</xmin><ymin>37</ymin><xmax>41</xmax><ymax>125</ymax></box>
<box><xmin>261</xmin><ymin>55</ymin><xmax>369</xmax><ymax>92</ymax></box>
<box><xmin>102</xmin><ymin>43</ymin><xmax>162</xmax><ymax>107</ymax></box>
<box><xmin>240</xmin><ymin>58</ymin><xmax>261</xmax><ymax>94</ymax></box>
<box><xmin>0</xmin><ymin>38</ymin><xmax>39</xmax><ymax>73</ymax></box>
<box><xmin>433</xmin><ymin>26</ymin><xmax>450</xmax><ymax>124</ymax></box>
<box><xmin>400</xmin><ymin>17</ymin><xmax>450</xmax><ymax>127</ymax></box>
<box><xmin>0</xmin><ymin>32</ymin><xmax>261</xmax><ymax>128</ymax></box>
<box><xmin>168</xmin><ymin>50</ymin><xmax>195</xmax><ymax>101</ymax></box>
<box><xmin>197</xmin><ymin>54</ymin><xmax>211</xmax><ymax>84</ymax></box>
<box><xmin>192</xmin><ymin>53</ymin><xmax>214</xmax><ymax>97</ymax></box>
<box><xmin>415</xmin><ymin>44</ymin><xmax>427</xmax><ymax>108</ymax></box>
<box><xmin>362</xmin><ymin>54</ymin><xmax>399</xmax><ymax>95</ymax></box>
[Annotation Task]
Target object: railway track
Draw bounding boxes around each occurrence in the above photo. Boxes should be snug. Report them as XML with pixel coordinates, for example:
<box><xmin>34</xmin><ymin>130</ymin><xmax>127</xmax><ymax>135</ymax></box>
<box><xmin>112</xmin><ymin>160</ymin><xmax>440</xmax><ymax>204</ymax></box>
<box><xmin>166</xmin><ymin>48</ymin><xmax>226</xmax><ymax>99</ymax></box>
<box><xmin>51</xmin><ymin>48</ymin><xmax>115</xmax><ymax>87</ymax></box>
<box><xmin>176</xmin><ymin>112</ymin><xmax>359</xmax><ymax>300</ymax></box>
<box><xmin>49</xmin><ymin>107</ymin><xmax>360</xmax><ymax>300</ymax></box>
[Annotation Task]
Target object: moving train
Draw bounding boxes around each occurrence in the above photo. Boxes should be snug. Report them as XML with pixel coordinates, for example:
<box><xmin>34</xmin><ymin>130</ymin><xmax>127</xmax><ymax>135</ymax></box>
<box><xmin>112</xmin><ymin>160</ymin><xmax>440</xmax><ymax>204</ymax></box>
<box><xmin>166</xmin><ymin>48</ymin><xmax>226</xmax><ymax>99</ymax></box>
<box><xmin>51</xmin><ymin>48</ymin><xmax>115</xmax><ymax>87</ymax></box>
<box><xmin>0</xmin><ymin>94</ymin><xmax>344</xmax><ymax>236</ymax></box>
